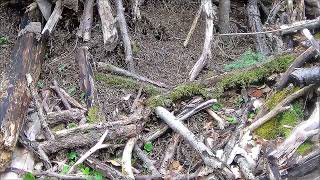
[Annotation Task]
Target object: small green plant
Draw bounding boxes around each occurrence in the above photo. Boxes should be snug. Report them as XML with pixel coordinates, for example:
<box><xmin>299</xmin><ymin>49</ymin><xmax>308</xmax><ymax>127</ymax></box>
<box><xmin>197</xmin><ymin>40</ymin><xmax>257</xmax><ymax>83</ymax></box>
<box><xmin>67</xmin><ymin>86</ymin><xmax>77</xmax><ymax>97</ymax></box>
<box><xmin>132</xmin><ymin>41</ymin><xmax>140</xmax><ymax>55</ymax></box>
<box><xmin>226</xmin><ymin>116</ymin><xmax>238</xmax><ymax>124</ymax></box>
<box><xmin>0</xmin><ymin>36</ymin><xmax>8</xmax><ymax>45</ymax></box>
<box><xmin>87</xmin><ymin>106</ymin><xmax>100</xmax><ymax>123</ymax></box>
<box><xmin>297</xmin><ymin>141</ymin><xmax>313</xmax><ymax>155</ymax></box>
<box><xmin>37</xmin><ymin>80</ymin><xmax>45</xmax><ymax>89</ymax></box>
<box><xmin>67</xmin><ymin>150</ymin><xmax>78</xmax><ymax>162</ymax></box>
<box><xmin>23</xmin><ymin>172</ymin><xmax>36</xmax><ymax>180</ymax></box>
<box><xmin>67</xmin><ymin>122</ymin><xmax>77</xmax><ymax>129</ymax></box>
<box><xmin>143</xmin><ymin>142</ymin><xmax>153</xmax><ymax>153</ymax></box>
<box><xmin>81</xmin><ymin>167</ymin><xmax>91</xmax><ymax>175</ymax></box>
<box><xmin>62</xmin><ymin>164</ymin><xmax>70</xmax><ymax>174</ymax></box>
<box><xmin>224</xmin><ymin>50</ymin><xmax>264</xmax><ymax>71</ymax></box>
<box><xmin>58</xmin><ymin>64</ymin><xmax>66</xmax><ymax>73</ymax></box>
<box><xmin>93</xmin><ymin>170</ymin><xmax>103</xmax><ymax>180</ymax></box>
<box><xmin>211</xmin><ymin>103</ymin><xmax>223</xmax><ymax>111</ymax></box>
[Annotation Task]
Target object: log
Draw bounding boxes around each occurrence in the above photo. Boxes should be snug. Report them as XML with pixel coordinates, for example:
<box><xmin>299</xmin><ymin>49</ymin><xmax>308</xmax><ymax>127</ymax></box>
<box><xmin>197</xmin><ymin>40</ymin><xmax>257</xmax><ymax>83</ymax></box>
<box><xmin>36</xmin><ymin>0</ymin><xmax>52</xmax><ymax>21</ymax></box>
<box><xmin>290</xmin><ymin>67</ymin><xmax>320</xmax><ymax>86</ymax></box>
<box><xmin>0</xmin><ymin>18</ymin><xmax>45</xmax><ymax>171</ymax></box>
<box><xmin>218</xmin><ymin>0</ymin><xmax>230</xmax><ymax>34</ymax></box>
<box><xmin>76</xmin><ymin>46</ymin><xmax>95</xmax><ymax>108</ymax></box>
<box><xmin>247</xmin><ymin>0</ymin><xmax>270</xmax><ymax>55</ymax></box>
<box><xmin>42</xmin><ymin>0</ymin><xmax>62</xmax><ymax>35</ymax></box>
<box><xmin>276</xmin><ymin>47</ymin><xmax>317</xmax><ymax>90</ymax></box>
<box><xmin>78</xmin><ymin>0</ymin><xmax>94</xmax><ymax>41</ymax></box>
<box><xmin>46</xmin><ymin>108</ymin><xmax>86</xmax><ymax>126</ymax></box>
<box><xmin>97</xmin><ymin>0</ymin><xmax>118</xmax><ymax>51</ymax></box>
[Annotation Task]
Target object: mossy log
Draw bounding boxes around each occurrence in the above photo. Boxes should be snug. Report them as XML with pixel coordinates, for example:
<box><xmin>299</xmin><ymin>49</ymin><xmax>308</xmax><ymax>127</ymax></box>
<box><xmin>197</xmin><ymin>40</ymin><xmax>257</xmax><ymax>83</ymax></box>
<box><xmin>0</xmin><ymin>19</ymin><xmax>45</xmax><ymax>171</ymax></box>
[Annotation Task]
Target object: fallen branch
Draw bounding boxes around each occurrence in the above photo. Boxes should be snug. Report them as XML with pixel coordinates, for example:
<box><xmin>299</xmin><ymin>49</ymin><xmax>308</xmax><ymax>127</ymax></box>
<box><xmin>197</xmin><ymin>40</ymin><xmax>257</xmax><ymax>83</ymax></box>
<box><xmin>183</xmin><ymin>4</ymin><xmax>202</xmax><ymax>47</ymax></box>
<box><xmin>189</xmin><ymin>0</ymin><xmax>215</xmax><ymax>81</ymax></box>
<box><xmin>248</xmin><ymin>85</ymin><xmax>315</xmax><ymax>132</ymax></box>
<box><xmin>41</xmin><ymin>89</ymin><xmax>51</xmax><ymax>113</ymax></box>
<box><xmin>76</xmin><ymin>46</ymin><xmax>95</xmax><ymax>108</ymax></box>
<box><xmin>155</xmin><ymin>107</ymin><xmax>233</xmax><ymax>179</ymax></box>
<box><xmin>280</xmin><ymin>17</ymin><xmax>320</xmax><ymax>35</ymax></box>
<box><xmin>36</xmin><ymin>0</ymin><xmax>52</xmax><ymax>21</ymax></box>
<box><xmin>132</xmin><ymin>0</ymin><xmax>142</xmax><ymax>21</ymax></box>
<box><xmin>68</xmin><ymin>129</ymin><xmax>110</xmax><ymax>173</ymax></box>
<box><xmin>143</xmin><ymin>99</ymin><xmax>216</xmax><ymax>142</ymax></box>
<box><xmin>78</xmin><ymin>0</ymin><xmax>94</xmax><ymax>41</ymax></box>
<box><xmin>46</xmin><ymin>108</ymin><xmax>86</xmax><ymax>126</ymax></box>
<box><xmin>97</xmin><ymin>62</ymin><xmax>169</xmax><ymax>88</ymax></box>
<box><xmin>42</xmin><ymin>0</ymin><xmax>62</xmax><ymax>34</ymax></box>
<box><xmin>52</xmin><ymin>80</ymin><xmax>72</xmax><ymax>110</ymax></box>
<box><xmin>290</xmin><ymin>67</ymin><xmax>320</xmax><ymax>86</ymax></box>
<box><xmin>122</xmin><ymin>137</ymin><xmax>137</xmax><ymax>179</ymax></box>
<box><xmin>301</xmin><ymin>28</ymin><xmax>320</xmax><ymax>54</ymax></box>
<box><xmin>159</xmin><ymin>133</ymin><xmax>180</xmax><ymax>175</ymax></box>
<box><xmin>26</xmin><ymin>74</ymin><xmax>54</xmax><ymax>140</ymax></box>
<box><xmin>51</xmin><ymin>87</ymin><xmax>87</xmax><ymax>111</ymax></box>
<box><xmin>97</xmin><ymin>0</ymin><xmax>118</xmax><ymax>51</ymax></box>
<box><xmin>206</xmin><ymin>109</ymin><xmax>226</xmax><ymax>129</ymax></box>
<box><xmin>276</xmin><ymin>46</ymin><xmax>318</xmax><ymax>90</ymax></box>
<box><xmin>116</xmin><ymin>0</ymin><xmax>135</xmax><ymax>72</ymax></box>
<box><xmin>134</xmin><ymin>145</ymin><xmax>161</xmax><ymax>176</ymax></box>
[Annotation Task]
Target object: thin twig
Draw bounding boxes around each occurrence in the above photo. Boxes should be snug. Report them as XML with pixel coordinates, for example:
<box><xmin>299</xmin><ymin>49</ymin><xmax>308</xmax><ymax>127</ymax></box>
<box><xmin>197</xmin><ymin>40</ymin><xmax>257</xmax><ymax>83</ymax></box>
<box><xmin>183</xmin><ymin>4</ymin><xmax>202</xmax><ymax>47</ymax></box>
<box><xmin>134</xmin><ymin>145</ymin><xmax>161</xmax><ymax>176</ymax></box>
<box><xmin>52</xmin><ymin>80</ymin><xmax>72</xmax><ymax>110</ymax></box>
<box><xmin>122</xmin><ymin>137</ymin><xmax>137</xmax><ymax>179</ymax></box>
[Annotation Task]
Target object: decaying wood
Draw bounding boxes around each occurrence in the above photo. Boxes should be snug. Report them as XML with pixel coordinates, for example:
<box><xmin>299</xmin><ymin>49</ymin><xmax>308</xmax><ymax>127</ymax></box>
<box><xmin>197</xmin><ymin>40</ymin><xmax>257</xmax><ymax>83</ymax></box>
<box><xmin>46</xmin><ymin>108</ymin><xmax>85</xmax><ymax>125</ymax></box>
<box><xmin>159</xmin><ymin>133</ymin><xmax>180</xmax><ymax>175</ymax></box>
<box><xmin>63</xmin><ymin>0</ymin><xmax>79</xmax><ymax>11</ymax></box>
<box><xmin>155</xmin><ymin>107</ymin><xmax>234</xmax><ymax>179</ymax></box>
<box><xmin>40</xmin><ymin>122</ymin><xmax>140</xmax><ymax>154</ymax></box>
<box><xmin>280</xmin><ymin>17</ymin><xmax>320</xmax><ymax>35</ymax></box>
<box><xmin>269</xmin><ymin>99</ymin><xmax>320</xmax><ymax>166</ymax></box>
<box><xmin>52</xmin><ymin>80</ymin><xmax>72</xmax><ymax>110</ymax></box>
<box><xmin>276</xmin><ymin>46</ymin><xmax>318</xmax><ymax>90</ymax></box>
<box><xmin>97</xmin><ymin>62</ymin><xmax>169</xmax><ymax>88</ymax></box>
<box><xmin>143</xmin><ymin>99</ymin><xmax>216</xmax><ymax>142</ymax></box>
<box><xmin>116</xmin><ymin>0</ymin><xmax>135</xmax><ymax>72</ymax></box>
<box><xmin>0</xmin><ymin>19</ymin><xmax>45</xmax><ymax>171</ymax></box>
<box><xmin>78</xmin><ymin>0</ymin><xmax>94</xmax><ymax>41</ymax></box>
<box><xmin>122</xmin><ymin>137</ymin><xmax>137</xmax><ymax>179</ymax></box>
<box><xmin>183</xmin><ymin>4</ymin><xmax>202</xmax><ymax>47</ymax></box>
<box><xmin>85</xmin><ymin>156</ymin><xmax>130</xmax><ymax>180</ymax></box>
<box><xmin>76</xmin><ymin>46</ymin><xmax>95</xmax><ymax>108</ymax></box>
<box><xmin>206</xmin><ymin>109</ymin><xmax>226</xmax><ymax>129</ymax></box>
<box><xmin>36</xmin><ymin>0</ymin><xmax>51</xmax><ymax>21</ymax></box>
<box><xmin>134</xmin><ymin>145</ymin><xmax>161</xmax><ymax>176</ymax></box>
<box><xmin>189</xmin><ymin>0</ymin><xmax>215</xmax><ymax>81</ymax></box>
<box><xmin>51</xmin><ymin>87</ymin><xmax>87</xmax><ymax>111</ymax></box>
<box><xmin>42</xmin><ymin>0</ymin><xmax>62</xmax><ymax>34</ymax></box>
<box><xmin>41</xmin><ymin>89</ymin><xmax>51</xmax><ymax>113</ymax></box>
<box><xmin>290</xmin><ymin>67</ymin><xmax>320</xmax><ymax>86</ymax></box>
<box><xmin>68</xmin><ymin>129</ymin><xmax>110</xmax><ymax>173</ymax></box>
<box><xmin>97</xmin><ymin>0</ymin><xmax>118</xmax><ymax>51</ymax></box>
<box><xmin>247</xmin><ymin>0</ymin><xmax>270</xmax><ymax>55</ymax></box>
<box><xmin>132</xmin><ymin>0</ymin><xmax>141</xmax><ymax>21</ymax></box>
<box><xmin>218</xmin><ymin>0</ymin><xmax>230</xmax><ymax>34</ymax></box>
<box><xmin>301</xmin><ymin>28</ymin><xmax>320</xmax><ymax>54</ymax></box>
<box><xmin>26</xmin><ymin>74</ymin><xmax>54</xmax><ymax>140</ymax></box>
<box><xmin>248</xmin><ymin>85</ymin><xmax>314</xmax><ymax>132</ymax></box>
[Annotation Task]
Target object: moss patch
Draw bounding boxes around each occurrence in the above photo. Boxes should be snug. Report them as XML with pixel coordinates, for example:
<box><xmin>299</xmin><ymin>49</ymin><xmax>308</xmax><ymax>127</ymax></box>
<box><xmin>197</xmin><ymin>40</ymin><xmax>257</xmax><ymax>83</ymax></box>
<box><xmin>95</xmin><ymin>73</ymin><xmax>161</xmax><ymax>96</ymax></box>
<box><xmin>87</xmin><ymin>106</ymin><xmax>100</xmax><ymax>123</ymax></box>
<box><xmin>297</xmin><ymin>141</ymin><xmax>313</xmax><ymax>155</ymax></box>
<box><xmin>224</xmin><ymin>50</ymin><xmax>264</xmax><ymax>71</ymax></box>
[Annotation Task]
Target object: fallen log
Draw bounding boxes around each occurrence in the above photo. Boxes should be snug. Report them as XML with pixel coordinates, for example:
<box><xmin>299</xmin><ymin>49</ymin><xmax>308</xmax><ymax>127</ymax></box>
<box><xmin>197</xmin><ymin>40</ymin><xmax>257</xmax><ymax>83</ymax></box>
<box><xmin>290</xmin><ymin>67</ymin><xmax>320</xmax><ymax>86</ymax></box>
<box><xmin>42</xmin><ymin>0</ymin><xmax>62</xmax><ymax>35</ymax></box>
<box><xmin>46</xmin><ymin>108</ymin><xmax>86</xmax><ymax>126</ymax></box>
<box><xmin>0</xmin><ymin>18</ymin><xmax>45</xmax><ymax>171</ymax></box>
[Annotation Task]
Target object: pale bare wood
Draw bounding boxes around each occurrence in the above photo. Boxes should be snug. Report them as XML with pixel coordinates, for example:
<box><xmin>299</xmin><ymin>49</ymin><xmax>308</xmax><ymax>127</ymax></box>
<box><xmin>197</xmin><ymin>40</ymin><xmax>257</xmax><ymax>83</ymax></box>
<box><xmin>42</xmin><ymin>0</ymin><xmax>62</xmax><ymax>34</ymax></box>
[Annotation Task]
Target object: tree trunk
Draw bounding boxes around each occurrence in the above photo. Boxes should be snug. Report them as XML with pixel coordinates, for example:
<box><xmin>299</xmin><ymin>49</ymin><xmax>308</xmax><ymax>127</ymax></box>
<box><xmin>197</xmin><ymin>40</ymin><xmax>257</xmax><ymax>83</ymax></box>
<box><xmin>218</xmin><ymin>0</ymin><xmax>230</xmax><ymax>34</ymax></box>
<box><xmin>247</xmin><ymin>0</ymin><xmax>270</xmax><ymax>55</ymax></box>
<box><xmin>0</xmin><ymin>18</ymin><xmax>45</xmax><ymax>171</ymax></box>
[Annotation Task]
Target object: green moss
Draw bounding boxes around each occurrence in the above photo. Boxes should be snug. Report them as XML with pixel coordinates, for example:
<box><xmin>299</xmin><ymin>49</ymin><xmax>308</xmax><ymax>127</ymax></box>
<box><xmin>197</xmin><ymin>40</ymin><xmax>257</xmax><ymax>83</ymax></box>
<box><xmin>87</xmin><ymin>106</ymin><xmax>100</xmax><ymax>123</ymax></box>
<box><xmin>146</xmin><ymin>95</ymin><xmax>172</xmax><ymax>108</ymax></box>
<box><xmin>215</xmin><ymin>54</ymin><xmax>295</xmax><ymax>97</ymax></box>
<box><xmin>315</xmin><ymin>32</ymin><xmax>320</xmax><ymax>40</ymax></box>
<box><xmin>255</xmin><ymin>118</ymin><xmax>279</xmax><ymax>140</ymax></box>
<box><xmin>297</xmin><ymin>141</ymin><xmax>313</xmax><ymax>155</ymax></box>
<box><xmin>95</xmin><ymin>73</ymin><xmax>161</xmax><ymax>96</ymax></box>
<box><xmin>224</xmin><ymin>50</ymin><xmax>264</xmax><ymax>71</ymax></box>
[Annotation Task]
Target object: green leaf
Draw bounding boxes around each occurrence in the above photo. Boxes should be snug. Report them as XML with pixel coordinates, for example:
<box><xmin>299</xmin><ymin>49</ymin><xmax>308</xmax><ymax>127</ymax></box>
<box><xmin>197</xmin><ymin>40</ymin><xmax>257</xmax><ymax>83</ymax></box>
<box><xmin>67</xmin><ymin>151</ymin><xmax>78</xmax><ymax>161</ymax></box>
<box><xmin>143</xmin><ymin>142</ymin><xmax>153</xmax><ymax>152</ymax></box>
<box><xmin>226</xmin><ymin>116</ymin><xmax>238</xmax><ymax>124</ymax></box>
<box><xmin>81</xmin><ymin>167</ymin><xmax>91</xmax><ymax>175</ymax></box>
<box><xmin>62</xmin><ymin>164</ymin><xmax>70</xmax><ymax>174</ymax></box>
<box><xmin>23</xmin><ymin>172</ymin><xmax>36</xmax><ymax>180</ymax></box>
<box><xmin>67</xmin><ymin>122</ymin><xmax>77</xmax><ymax>129</ymax></box>
<box><xmin>0</xmin><ymin>36</ymin><xmax>8</xmax><ymax>45</ymax></box>
<box><xmin>58</xmin><ymin>64</ymin><xmax>66</xmax><ymax>73</ymax></box>
<box><xmin>211</xmin><ymin>103</ymin><xmax>223</xmax><ymax>111</ymax></box>
<box><xmin>37</xmin><ymin>80</ymin><xmax>45</xmax><ymax>89</ymax></box>
<box><xmin>93</xmin><ymin>171</ymin><xmax>103</xmax><ymax>180</ymax></box>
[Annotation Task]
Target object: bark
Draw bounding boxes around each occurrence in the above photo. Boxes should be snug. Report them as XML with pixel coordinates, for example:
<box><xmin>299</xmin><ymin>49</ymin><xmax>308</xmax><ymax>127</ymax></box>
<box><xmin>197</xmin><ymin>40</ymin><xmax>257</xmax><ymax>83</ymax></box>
<box><xmin>36</xmin><ymin>0</ymin><xmax>52</xmax><ymax>21</ymax></box>
<box><xmin>290</xmin><ymin>67</ymin><xmax>320</xmax><ymax>87</ymax></box>
<box><xmin>276</xmin><ymin>46</ymin><xmax>317</xmax><ymax>90</ymax></box>
<box><xmin>42</xmin><ymin>0</ymin><xmax>62</xmax><ymax>34</ymax></box>
<box><xmin>76</xmin><ymin>46</ymin><xmax>95</xmax><ymax>108</ymax></box>
<box><xmin>0</xmin><ymin>18</ymin><xmax>45</xmax><ymax>171</ymax></box>
<box><xmin>247</xmin><ymin>0</ymin><xmax>270</xmax><ymax>55</ymax></box>
<box><xmin>78</xmin><ymin>0</ymin><xmax>94</xmax><ymax>41</ymax></box>
<box><xmin>97</xmin><ymin>0</ymin><xmax>118</xmax><ymax>51</ymax></box>
<box><xmin>46</xmin><ymin>108</ymin><xmax>86</xmax><ymax>126</ymax></box>
<box><xmin>280</xmin><ymin>17</ymin><xmax>320</xmax><ymax>35</ymax></box>
<box><xmin>122</xmin><ymin>137</ymin><xmax>137</xmax><ymax>179</ymax></box>
<box><xmin>40</xmin><ymin>122</ymin><xmax>140</xmax><ymax>154</ymax></box>
<box><xmin>218</xmin><ymin>0</ymin><xmax>230</xmax><ymax>34</ymax></box>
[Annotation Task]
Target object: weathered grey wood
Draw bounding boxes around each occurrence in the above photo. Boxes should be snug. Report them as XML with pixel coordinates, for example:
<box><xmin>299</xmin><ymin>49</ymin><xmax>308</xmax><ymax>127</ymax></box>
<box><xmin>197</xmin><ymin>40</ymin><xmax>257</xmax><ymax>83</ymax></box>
<box><xmin>218</xmin><ymin>0</ymin><xmax>230</xmax><ymax>34</ymax></box>
<box><xmin>47</xmin><ymin>108</ymin><xmax>86</xmax><ymax>125</ymax></box>
<box><xmin>0</xmin><ymin>19</ymin><xmax>45</xmax><ymax>171</ymax></box>
<box><xmin>78</xmin><ymin>0</ymin><xmax>94</xmax><ymax>41</ymax></box>
<box><xmin>290</xmin><ymin>67</ymin><xmax>320</xmax><ymax>86</ymax></box>
<box><xmin>42</xmin><ymin>0</ymin><xmax>62</xmax><ymax>34</ymax></box>
<box><xmin>247</xmin><ymin>0</ymin><xmax>270</xmax><ymax>55</ymax></box>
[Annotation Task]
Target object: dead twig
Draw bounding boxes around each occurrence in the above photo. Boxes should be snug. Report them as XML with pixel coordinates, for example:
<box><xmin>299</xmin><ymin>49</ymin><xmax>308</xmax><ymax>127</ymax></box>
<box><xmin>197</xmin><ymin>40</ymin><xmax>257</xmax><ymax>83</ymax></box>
<box><xmin>122</xmin><ymin>137</ymin><xmax>137</xmax><ymax>179</ymax></box>
<box><xmin>26</xmin><ymin>74</ymin><xmax>54</xmax><ymax>140</ymax></box>
<box><xmin>159</xmin><ymin>133</ymin><xmax>180</xmax><ymax>175</ymax></box>
<box><xmin>42</xmin><ymin>0</ymin><xmax>62</xmax><ymax>34</ymax></box>
<box><xmin>52</xmin><ymin>80</ymin><xmax>72</xmax><ymax>110</ymax></box>
<box><xmin>97</xmin><ymin>62</ymin><xmax>169</xmax><ymax>88</ymax></box>
<box><xmin>134</xmin><ymin>145</ymin><xmax>161</xmax><ymax>176</ymax></box>
<box><xmin>183</xmin><ymin>4</ymin><xmax>202</xmax><ymax>47</ymax></box>
<box><xmin>68</xmin><ymin>129</ymin><xmax>110</xmax><ymax>173</ymax></box>
<box><xmin>206</xmin><ymin>109</ymin><xmax>226</xmax><ymax>129</ymax></box>
<box><xmin>116</xmin><ymin>0</ymin><xmax>135</xmax><ymax>72</ymax></box>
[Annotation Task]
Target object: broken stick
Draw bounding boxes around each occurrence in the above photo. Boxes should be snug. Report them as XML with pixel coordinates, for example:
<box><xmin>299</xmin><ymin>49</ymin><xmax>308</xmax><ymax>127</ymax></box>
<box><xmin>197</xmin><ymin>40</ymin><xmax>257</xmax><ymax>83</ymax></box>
<box><xmin>122</xmin><ymin>137</ymin><xmax>137</xmax><ymax>179</ymax></box>
<box><xmin>42</xmin><ymin>0</ymin><xmax>62</xmax><ymax>34</ymax></box>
